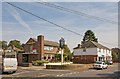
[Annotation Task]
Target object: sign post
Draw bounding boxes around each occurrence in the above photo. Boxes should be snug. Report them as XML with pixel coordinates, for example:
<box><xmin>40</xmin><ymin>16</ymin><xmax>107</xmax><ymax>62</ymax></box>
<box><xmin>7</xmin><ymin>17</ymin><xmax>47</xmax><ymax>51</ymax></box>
<box><xmin>59</xmin><ymin>37</ymin><xmax>65</xmax><ymax>65</ymax></box>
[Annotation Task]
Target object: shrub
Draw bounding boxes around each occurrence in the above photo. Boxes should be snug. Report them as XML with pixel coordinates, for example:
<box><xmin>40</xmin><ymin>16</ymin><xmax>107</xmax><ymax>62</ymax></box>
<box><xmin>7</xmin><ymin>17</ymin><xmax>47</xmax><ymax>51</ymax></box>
<box><xmin>42</xmin><ymin>60</ymin><xmax>49</xmax><ymax>63</ymax></box>
<box><xmin>32</xmin><ymin>60</ymin><xmax>49</xmax><ymax>66</ymax></box>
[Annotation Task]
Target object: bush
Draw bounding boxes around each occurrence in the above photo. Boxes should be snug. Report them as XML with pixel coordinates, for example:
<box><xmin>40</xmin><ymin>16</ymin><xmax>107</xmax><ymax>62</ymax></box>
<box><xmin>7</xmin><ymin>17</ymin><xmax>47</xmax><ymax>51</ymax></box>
<box><xmin>36</xmin><ymin>60</ymin><xmax>43</xmax><ymax>65</ymax></box>
<box><xmin>42</xmin><ymin>60</ymin><xmax>49</xmax><ymax>63</ymax></box>
<box><xmin>32</xmin><ymin>60</ymin><xmax>49</xmax><ymax>66</ymax></box>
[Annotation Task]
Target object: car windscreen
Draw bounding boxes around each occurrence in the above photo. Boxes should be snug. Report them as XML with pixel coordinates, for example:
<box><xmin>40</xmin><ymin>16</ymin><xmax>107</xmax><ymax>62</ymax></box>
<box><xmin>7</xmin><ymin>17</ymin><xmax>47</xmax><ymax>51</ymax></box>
<box><xmin>96</xmin><ymin>62</ymin><xmax>102</xmax><ymax>64</ymax></box>
<box><xmin>5</xmin><ymin>55</ymin><xmax>16</xmax><ymax>58</ymax></box>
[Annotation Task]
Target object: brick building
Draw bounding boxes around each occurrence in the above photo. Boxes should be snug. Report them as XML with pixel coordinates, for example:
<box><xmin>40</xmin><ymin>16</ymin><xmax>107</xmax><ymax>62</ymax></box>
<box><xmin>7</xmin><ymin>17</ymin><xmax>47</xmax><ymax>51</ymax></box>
<box><xmin>73</xmin><ymin>41</ymin><xmax>112</xmax><ymax>64</ymax></box>
<box><xmin>17</xmin><ymin>35</ymin><xmax>59</xmax><ymax>65</ymax></box>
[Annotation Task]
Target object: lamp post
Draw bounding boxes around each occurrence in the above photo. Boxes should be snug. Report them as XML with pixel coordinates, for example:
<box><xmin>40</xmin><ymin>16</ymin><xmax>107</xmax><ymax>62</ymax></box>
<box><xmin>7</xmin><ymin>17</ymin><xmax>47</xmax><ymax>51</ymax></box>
<box><xmin>59</xmin><ymin>37</ymin><xmax>65</xmax><ymax>65</ymax></box>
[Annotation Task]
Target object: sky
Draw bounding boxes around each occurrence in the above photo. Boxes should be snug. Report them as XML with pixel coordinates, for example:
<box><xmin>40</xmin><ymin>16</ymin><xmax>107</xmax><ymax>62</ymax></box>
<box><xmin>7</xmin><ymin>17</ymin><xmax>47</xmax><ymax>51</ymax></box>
<box><xmin>1</xmin><ymin>0</ymin><xmax>118</xmax><ymax>51</ymax></box>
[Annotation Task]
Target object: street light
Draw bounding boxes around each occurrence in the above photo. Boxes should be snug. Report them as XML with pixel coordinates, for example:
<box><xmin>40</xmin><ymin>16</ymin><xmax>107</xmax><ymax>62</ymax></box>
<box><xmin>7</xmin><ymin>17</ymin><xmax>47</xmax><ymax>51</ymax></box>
<box><xmin>59</xmin><ymin>37</ymin><xmax>65</xmax><ymax>65</ymax></box>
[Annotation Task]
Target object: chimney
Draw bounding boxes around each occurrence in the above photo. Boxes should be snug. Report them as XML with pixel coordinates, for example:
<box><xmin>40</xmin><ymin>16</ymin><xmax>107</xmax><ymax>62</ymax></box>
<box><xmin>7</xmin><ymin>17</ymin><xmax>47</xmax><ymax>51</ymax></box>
<box><xmin>78</xmin><ymin>44</ymin><xmax>80</xmax><ymax>48</ymax></box>
<box><xmin>37</xmin><ymin>35</ymin><xmax>44</xmax><ymax>60</ymax></box>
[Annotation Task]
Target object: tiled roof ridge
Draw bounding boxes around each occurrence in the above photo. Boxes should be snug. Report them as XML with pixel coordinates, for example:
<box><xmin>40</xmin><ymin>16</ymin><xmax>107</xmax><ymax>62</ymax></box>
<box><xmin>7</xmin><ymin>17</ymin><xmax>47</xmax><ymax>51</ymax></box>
<box><xmin>90</xmin><ymin>41</ymin><xmax>110</xmax><ymax>50</ymax></box>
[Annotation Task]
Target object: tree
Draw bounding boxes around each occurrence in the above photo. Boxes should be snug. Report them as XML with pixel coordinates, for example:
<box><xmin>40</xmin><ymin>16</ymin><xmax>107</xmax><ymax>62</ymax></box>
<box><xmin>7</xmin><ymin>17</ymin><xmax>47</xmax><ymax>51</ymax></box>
<box><xmin>64</xmin><ymin>44</ymin><xmax>71</xmax><ymax>54</ymax></box>
<box><xmin>83</xmin><ymin>30</ymin><xmax>98</xmax><ymax>42</ymax></box>
<box><xmin>8</xmin><ymin>40</ymin><xmax>22</xmax><ymax>49</ymax></box>
<box><xmin>0</xmin><ymin>41</ymin><xmax>8</xmax><ymax>49</ymax></box>
<box><xmin>111</xmin><ymin>48</ymin><xmax>119</xmax><ymax>62</ymax></box>
<box><xmin>112</xmin><ymin>51</ymin><xmax>118</xmax><ymax>61</ymax></box>
<box><xmin>63</xmin><ymin>44</ymin><xmax>72</xmax><ymax>61</ymax></box>
<box><xmin>55</xmin><ymin>44</ymin><xmax>72</xmax><ymax>62</ymax></box>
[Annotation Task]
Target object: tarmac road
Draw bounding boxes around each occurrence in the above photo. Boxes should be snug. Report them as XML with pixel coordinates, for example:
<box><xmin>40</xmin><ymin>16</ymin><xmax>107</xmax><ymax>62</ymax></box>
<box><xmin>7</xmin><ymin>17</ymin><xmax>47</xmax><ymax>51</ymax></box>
<box><xmin>1</xmin><ymin>63</ymin><xmax>119</xmax><ymax>78</ymax></box>
<box><xmin>58</xmin><ymin>63</ymin><xmax>119</xmax><ymax>77</ymax></box>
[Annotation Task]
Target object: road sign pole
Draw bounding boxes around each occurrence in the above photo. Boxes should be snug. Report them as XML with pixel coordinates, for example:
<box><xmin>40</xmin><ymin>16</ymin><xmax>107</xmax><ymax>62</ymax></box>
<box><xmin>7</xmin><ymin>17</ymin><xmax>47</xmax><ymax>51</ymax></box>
<box><xmin>61</xmin><ymin>49</ymin><xmax>63</xmax><ymax>65</ymax></box>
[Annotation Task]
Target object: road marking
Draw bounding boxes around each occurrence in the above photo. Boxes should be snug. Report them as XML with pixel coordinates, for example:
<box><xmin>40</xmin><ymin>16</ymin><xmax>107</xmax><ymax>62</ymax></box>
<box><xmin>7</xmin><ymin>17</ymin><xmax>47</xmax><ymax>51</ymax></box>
<box><xmin>39</xmin><ymin>74</ymin><xmax>51</xmax><ymax>77</ymax></box>
<box><xmin>56</xmin><ymin>71</ymin><xmax>79</xmax><ymax>77</ymax></box>
<box><xmin>11</xmin><ymin>71</ymin><xmax>31</xmax><ymax>76</ymax></box>
<box><xmin>45</xmin><ymin>69</ymin><xmax>70</xmax><ymax>72</ymax></box>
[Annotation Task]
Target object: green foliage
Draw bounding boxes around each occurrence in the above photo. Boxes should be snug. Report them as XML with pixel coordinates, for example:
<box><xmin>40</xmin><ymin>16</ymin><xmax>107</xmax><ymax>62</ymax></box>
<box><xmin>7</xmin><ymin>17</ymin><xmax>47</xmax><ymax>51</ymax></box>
<box><xmin>8</xmin><ymin>40</ymin><xmax>23</xmax><ymax>49</ymax></box>
<box><xmin>112</xmin><ymin>51</ymin><xmax>118</xmax><ymax>60</ymax></box>
<box><xmin>32</xmin><ymin>60</ymin><xmax>49</xmax><ymax>66</ymax></box>
<box><xmin>83</xmin><ymin>30</ymin><xmax>98</xmax><ymax>42</ymax></box>
<box><xmin>55</xmin><ymin>54</ymin><xmax>61</xmax><ymax>61</ymax></box>
<box><xmin>0</xmin><ymin>41</ymin><xmax>8</xmax><ymax>49</ymax></box>
<box><xmin>55</xmin><ymin>53</ymin><xmax>73</xmax><ymax>62</ymax></box>
<box><xmin>64</xmin><ymin>44</ymin><xmax>71</xmax><ymax>54</ymax></box>
<box><xmin>55</xmin><ymin>44</ymin><xmax>72</xmax><ymax>62</ymax></box>
<box><xmin>42</xmin><ymin>60</ymin><xmax>49</xmax><ymax>63</ymax></box>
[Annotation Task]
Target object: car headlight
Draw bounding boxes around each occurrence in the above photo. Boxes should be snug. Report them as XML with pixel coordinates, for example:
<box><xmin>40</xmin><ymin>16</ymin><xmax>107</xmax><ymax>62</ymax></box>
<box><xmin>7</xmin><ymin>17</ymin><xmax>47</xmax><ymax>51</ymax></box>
<box><xmin>99</xmin><ymin>65</ymin><xmax>101</xmax><ymax>67</ymax></box>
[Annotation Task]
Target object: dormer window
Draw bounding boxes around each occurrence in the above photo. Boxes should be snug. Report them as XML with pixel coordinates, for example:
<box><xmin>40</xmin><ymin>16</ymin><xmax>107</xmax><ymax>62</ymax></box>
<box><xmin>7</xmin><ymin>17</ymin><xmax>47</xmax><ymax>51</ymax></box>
<box><xmin>83</xmin><ymin>48</ymin><xmax>86</xmax><ymax>52</ymax></box>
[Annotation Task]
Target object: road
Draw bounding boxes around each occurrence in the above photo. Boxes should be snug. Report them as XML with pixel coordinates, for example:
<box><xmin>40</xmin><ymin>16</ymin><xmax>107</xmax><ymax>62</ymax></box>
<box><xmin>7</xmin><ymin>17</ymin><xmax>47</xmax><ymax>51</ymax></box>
<box><xmin>1</xmin><ymin>63</ymin><xmax>119</xmax><ymax>78</ymax></box>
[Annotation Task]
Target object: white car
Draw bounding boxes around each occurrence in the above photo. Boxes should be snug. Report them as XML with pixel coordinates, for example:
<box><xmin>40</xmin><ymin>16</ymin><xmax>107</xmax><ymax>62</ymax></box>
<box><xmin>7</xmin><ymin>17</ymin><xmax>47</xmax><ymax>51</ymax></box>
<box><xmin>93</xmin><ymin>61</ymin><xmax>108</xmax><ymax>69</ymax></box>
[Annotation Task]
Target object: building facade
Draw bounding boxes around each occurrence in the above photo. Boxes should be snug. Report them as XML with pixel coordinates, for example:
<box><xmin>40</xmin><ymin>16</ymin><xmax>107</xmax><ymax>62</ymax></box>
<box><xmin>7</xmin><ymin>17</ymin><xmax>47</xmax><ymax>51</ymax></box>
<box><xmin>18</xmin><ymin>35</ymin><xmax>59</xmax><ymax>65</ymax></box>
<box><xmin>73</xmin><ymin>41</ymin><xmax>112</xmax><ymax>63</ymax></box>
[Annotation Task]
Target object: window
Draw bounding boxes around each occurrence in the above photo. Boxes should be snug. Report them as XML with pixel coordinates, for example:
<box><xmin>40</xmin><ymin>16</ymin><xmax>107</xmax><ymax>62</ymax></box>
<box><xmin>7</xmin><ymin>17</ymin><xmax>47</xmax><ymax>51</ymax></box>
<box><xmin>96</xmin><ymin>62</ymin><xmax>102</xmax><ymax>64</ymax></box>
<box><xmin>44</xmin><ymin>56</ymin><xmax>46</xmax><ymax>60</ymax></box>
<box><xmin>5</xmin><ymin>55</ymin><xmax>15</xmax><ymax>58</ymax></box>
<box><xmin>44</xmin><ymin>46</ymin><xmax>54</xmax><ymax>51</ymax></box>
<box><xmin>99</xmin><ymin>48</ymin><xmax>101</xmax><ymax>52</ymax></box>
<box><xmin>83</xmin><ymin>48</ymin><xmax>86</xmax><ymax>52</ymax></box>
<box><xmin>48</xmin><ymin>56</ymin><xmax>51</xmax><ymax>59</ymax></box>
<box><xmin>49</xmin><ymin>47</ymin><xmax>54</xmax><ymax>50</ymax></box>
<box><xmin>52</xmin><ymin>57</ymin><xmax>54</xmax><ymax>59</ymax></box>
<box><xmin>44</xmin><ymin>46</ymin><xmax>49</xmax><ymax>50</ymax></box>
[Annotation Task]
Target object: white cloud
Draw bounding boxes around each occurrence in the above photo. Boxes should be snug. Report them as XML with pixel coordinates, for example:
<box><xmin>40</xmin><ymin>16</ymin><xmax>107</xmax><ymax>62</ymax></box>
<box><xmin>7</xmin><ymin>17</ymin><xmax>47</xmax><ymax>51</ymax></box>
<box><xmin>5</xmin><ymin>4</ymin><xmax>33</xmax><ymax>33</ymax></box>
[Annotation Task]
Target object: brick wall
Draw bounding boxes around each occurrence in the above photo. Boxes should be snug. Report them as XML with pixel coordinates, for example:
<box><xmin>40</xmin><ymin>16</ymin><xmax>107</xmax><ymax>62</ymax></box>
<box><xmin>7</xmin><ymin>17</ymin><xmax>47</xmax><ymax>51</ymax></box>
<box><xmin>24</xmin><ymin>38</ymin><xmax>38</xmax><ymax>53</ymax></box>
<box><xmin>28</xmin><ymin>54</ymin><xmax>38</xmax><ymax>63</ymax></box>
<box><xmin>73</xmin><ymin>55</ymin><xmax>97</xmax><ymax>64</ymax></box>
<box><xmin>17</xmin><ymin>53</ymin><xmax>23</xmax><ymax>66</ymax></box>
<box><xmin>37</xmin><ymin>35</ymin><xmax>44</xmax><ymax>60</ymax></box>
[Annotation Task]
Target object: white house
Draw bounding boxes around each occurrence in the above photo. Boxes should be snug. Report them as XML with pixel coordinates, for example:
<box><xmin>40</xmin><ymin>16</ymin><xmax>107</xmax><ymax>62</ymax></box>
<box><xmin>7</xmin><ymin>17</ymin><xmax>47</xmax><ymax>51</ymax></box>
<box><xmin>73</xmin><ymin>41</ymin><xmax>112</xmax><ymax>63</ymax></box>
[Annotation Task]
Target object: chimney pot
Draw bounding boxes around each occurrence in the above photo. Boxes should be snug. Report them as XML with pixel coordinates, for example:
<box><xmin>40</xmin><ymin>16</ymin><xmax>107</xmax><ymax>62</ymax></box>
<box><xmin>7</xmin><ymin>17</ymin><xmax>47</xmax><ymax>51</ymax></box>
<box><xmin>78</xmin><ymin>44</ymin><xmax>80</xmax><ymax>48</ymax></box>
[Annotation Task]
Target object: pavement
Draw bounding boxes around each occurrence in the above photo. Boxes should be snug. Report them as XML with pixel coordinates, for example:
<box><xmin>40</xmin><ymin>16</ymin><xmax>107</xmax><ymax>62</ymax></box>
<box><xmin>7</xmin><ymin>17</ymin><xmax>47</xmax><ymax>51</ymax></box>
<box><xmin>1</xmin><ymin>63</ymin><xmax>119</xmax><ymax>78</ymax></box>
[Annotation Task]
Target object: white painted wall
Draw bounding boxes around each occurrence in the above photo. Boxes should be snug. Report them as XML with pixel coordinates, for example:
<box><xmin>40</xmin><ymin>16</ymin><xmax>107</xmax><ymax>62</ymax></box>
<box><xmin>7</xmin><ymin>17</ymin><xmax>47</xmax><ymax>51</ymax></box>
<box><xmin>74</xmin><ymin>48</ymin><xmax>112</xmax><ymax>57</ymax></box>
<box><xmin>97</xmin><ymin>48</ymin><xmax>112</xmax><ymax>57</ymax></box>
<box><xmin>74</xmin><ymin>48</ymin><xmax>98</xmax><ymax>56</ymax></box>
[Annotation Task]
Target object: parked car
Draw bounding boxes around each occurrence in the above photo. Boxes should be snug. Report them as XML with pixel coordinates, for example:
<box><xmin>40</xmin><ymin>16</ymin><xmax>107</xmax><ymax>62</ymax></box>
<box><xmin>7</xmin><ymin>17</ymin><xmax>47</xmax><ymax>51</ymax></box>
<box><xmin>2</xmin><ymin>58</ymin><xmax>18</xmax><ymax>73</ymax></box>
<box><xmin>93</xmin><ymin>61</ymin><xmax>108</xmax><ymax>69</ymax></box>
<box><xmin>106</xmin><ymin>60</ymin><xmax>113</xmax><ymax>65</ymax></box>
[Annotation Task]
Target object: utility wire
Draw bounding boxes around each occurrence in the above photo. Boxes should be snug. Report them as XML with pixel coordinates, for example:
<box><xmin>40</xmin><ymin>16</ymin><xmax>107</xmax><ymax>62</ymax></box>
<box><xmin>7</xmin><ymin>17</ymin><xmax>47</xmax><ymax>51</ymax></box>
<box><xmin>5</xmin><ymin>2</ymin><xmax>118</xmax><ymax>46</ymax></box>
<box><xmin>36</xmin><ymin>2</ymin><xmax>117</xmax><ymax>24</ymax></box>
<box><xmin>6</xmin><ymin>2</ymin><xmax>83</xmax><ymax>36</ymax></box>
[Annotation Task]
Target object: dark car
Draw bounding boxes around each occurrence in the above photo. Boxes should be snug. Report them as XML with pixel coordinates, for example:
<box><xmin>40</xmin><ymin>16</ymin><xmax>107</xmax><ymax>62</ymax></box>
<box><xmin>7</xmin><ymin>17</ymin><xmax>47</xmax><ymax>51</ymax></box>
<box><xmin>105</xmin><ymin>60</ymin><xmax>113</xmax><ymax>65</ymax></box>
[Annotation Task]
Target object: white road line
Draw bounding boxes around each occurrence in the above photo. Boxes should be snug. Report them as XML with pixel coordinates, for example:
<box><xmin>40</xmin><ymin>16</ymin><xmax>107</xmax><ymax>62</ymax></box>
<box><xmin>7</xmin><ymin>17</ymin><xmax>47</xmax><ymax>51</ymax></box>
<box><xmin>11</xmin><ymin>71</ymin><xmax>31</xmax><ymax>76</ymax></box>
<box><xmin>56</xmin><ymin>74</ymin><xmax>63</xmax><ymax>77</ymax></box>
<box><xmin>56</xmin><ymin>72</ymin><xmax>79</xmax><ymax>77</ymax></box>
<box><xmin>45</xmin><ymin>69</ymin><xmax>70</xmax><ymax>72</ymax></box>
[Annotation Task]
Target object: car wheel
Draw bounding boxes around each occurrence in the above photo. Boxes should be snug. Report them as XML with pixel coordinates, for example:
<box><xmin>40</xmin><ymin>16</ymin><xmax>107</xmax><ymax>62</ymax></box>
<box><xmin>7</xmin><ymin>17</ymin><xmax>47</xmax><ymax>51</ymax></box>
<box><xmin>106</xmin><ymin>66</ymin><xmax>108</xmax><ymax>69</ymax></box>
<box><xmin>102</xmin><ymin>67</ymin><xmax>104</xmax><ymax>70</ymax></box>
<box><xmin>13</xmin><ymin>71</ymin><xmax>16</xmax><ymax>73</ymax></box>
<box><xmin>105</xmin><ymin>67</ymin><xmax>107</xmax><ymax>69</ymax></box>
<box><xmin>2</xmin><ymin>68</ymin><xmax>4</xmax><ymax>74</ymax></box>
<box><xmin>2</xmin><ymin>71</ymin><xmax>4</xmax><ymax>74</ymax></box>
